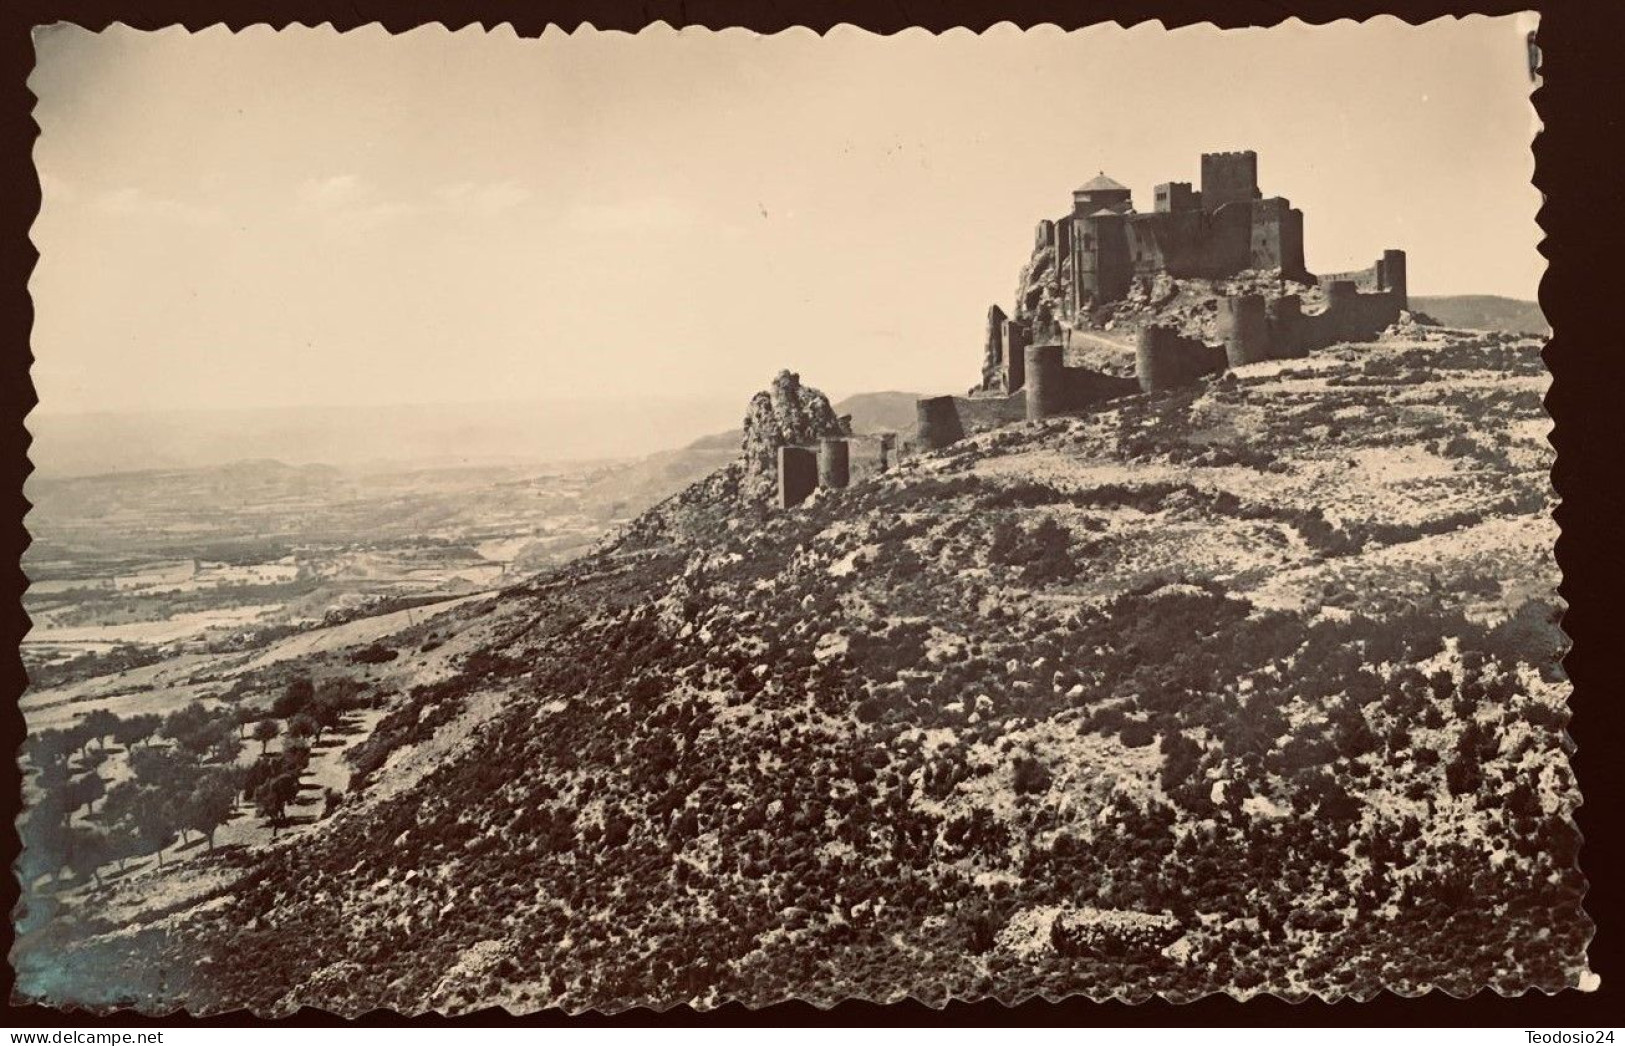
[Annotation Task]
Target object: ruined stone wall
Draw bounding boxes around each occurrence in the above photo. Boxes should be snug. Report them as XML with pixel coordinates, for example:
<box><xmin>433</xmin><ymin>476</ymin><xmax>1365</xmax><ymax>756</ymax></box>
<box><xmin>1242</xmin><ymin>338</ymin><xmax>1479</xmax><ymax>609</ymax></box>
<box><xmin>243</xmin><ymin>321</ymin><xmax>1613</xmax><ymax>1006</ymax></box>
<box><xmin>1024</xmin><ymin>344</ymin><xmax>1064</xmax><ymax>420</ymax></box>
<box><xmin>1136</xmin><ymin>325</ymin><xmax>1227</xmax><ymax>392</ymax></box>
<box><xmin>1116</xmin><ymin>204</ymin><xmax>1254</xmax><ymax>289</ymax></box>
<box><xmin>952</xmin><ymin>392</ymin><xmax>1029</xmax><ymax>434</ymax></box>
<box><xmin>1088</xmin><ymin>195</ymin><xmax>1303</xmax><ymax>301</ymax></box>
<box><xmin>1267</xmin><ymin>295</ymin><xmax>1306</xmax><ymax>358</ymax></box>
<box><xmin>1053</xmin><ymin>217</ymin><xmax>1072</xmax><ymax>296</ymax></box>
<box><xmin>1123</xmin><ymin>210</ymin><xmax>1207</xmax><ymax>278</ymax></box>
<box><xmin>913</xmin><ymin>371</ymin><xmax>1134</xmax><ymax>452</ymax></box>
<box><xmin>1379</xmin><ymin>249</ymin><xmax>1407</xmax><ymax>307</ymax></box>
<box><xmin>1199</xmin><ymin>203</ymin><xmax>1257</xmax><ymax>277</ymax></box>
<box><xmin>1213</xmin><ymin>285</ymin><xmax>1402</xmax><ymax>364</ymax></box>
<box><xmin>1317</xmin><ymin>263</ymin><xmax>1385</xmax><ymax>292</ymax></box>
<box><xmin>1317</xmin><ymin>250</ymin><xmax>1407</xmax><ymax>306</ymax></box>
<box><xmin>741</xmin><ymin>370</ymin><xmax>847</xmax><ymax>504</ymax></box>
<box><xmin>1295</xmin><ymin>284</ymin><xmax>1403</xmax><ymax>351</ymax></box>
<box><xmin>777</xmin><ymin>447</ymin><xmax>817</xmax><ymax>509</ymax></box>
<box><xmin>1054</xmin><ymin>367</ymin><xmax>1140</xmax><ymax>410</ymax></box>
<box><xmin>817</xmin><ymin>438</ymin><xmax>850</xmax><ymax>490</ymax></box>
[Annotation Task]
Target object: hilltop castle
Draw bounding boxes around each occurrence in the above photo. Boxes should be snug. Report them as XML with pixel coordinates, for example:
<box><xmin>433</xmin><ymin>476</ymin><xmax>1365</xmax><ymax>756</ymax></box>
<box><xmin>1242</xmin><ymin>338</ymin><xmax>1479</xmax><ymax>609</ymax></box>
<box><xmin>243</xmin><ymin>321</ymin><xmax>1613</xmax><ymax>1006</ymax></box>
<box><xmin>1041</xmin><ymin>151</ymin><xmax>1312</xmax><ymax>316</ymax></box>
<box><xmin>960</xmin><ymin>150</ymin><xmax>1409</xmax><ymax>432</ymax></box>
<box><xmin>774</xmin><ymin>151</ymin><xmax>1412</xmax><ymax>506</ymax></box>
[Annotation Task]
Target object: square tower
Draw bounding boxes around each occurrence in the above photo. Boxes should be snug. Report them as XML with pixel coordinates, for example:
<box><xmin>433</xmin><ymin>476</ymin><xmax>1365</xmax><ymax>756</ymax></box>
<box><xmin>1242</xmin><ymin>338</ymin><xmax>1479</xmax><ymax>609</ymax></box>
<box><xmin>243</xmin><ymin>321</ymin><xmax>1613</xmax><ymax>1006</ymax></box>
<box><xmin>1200</xmin><ymin>151</ymin><xmax>1261</xmax><ymax>212</ymax></box>
<box><xmin>1153</xmin><ymin>181</ymin><xmax>1199</xmax><ymax>213</ymax></box>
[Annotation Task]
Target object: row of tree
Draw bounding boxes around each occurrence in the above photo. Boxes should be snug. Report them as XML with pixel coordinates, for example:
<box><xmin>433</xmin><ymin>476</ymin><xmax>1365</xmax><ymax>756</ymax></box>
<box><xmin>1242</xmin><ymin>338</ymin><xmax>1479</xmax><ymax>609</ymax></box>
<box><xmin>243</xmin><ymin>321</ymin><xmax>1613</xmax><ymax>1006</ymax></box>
<box><xmin>23</xmin><ymin>674</ymin><xmax>362</xmax><ymax>887</ymax></box>
<box><xmin>27</xmin><ymin>708</ymin><xmax>249</xmax><ymax>887</ymax></box>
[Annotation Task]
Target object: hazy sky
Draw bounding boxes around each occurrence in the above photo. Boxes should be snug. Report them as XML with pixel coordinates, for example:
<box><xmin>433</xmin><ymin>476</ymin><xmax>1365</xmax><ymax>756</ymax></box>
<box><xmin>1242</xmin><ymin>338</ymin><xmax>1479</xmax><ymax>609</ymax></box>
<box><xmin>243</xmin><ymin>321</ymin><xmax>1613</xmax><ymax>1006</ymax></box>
<box><xmin>31</xmin><ymin>17</ymin><xmax>1540</xmax><ymax>418</ymax></box>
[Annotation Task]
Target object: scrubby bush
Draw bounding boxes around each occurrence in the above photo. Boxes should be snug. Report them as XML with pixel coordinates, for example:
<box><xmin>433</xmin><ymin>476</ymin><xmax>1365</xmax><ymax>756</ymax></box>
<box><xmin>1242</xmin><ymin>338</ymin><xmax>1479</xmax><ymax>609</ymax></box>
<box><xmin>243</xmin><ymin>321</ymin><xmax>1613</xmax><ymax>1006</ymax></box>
<box><xmin>1011</xmin><ymin>756</ymin><xmax>1052</xmax><ymax>796</ymax></box>
<box><xmin>349</xmin><ymin>643</ymin><xmax>399</xmax><ymax>665</ymax></box>
<box><xmin>987</xmin><ymin>516</ymin><xmax>1078</xmax><ymax>584</ymax></box>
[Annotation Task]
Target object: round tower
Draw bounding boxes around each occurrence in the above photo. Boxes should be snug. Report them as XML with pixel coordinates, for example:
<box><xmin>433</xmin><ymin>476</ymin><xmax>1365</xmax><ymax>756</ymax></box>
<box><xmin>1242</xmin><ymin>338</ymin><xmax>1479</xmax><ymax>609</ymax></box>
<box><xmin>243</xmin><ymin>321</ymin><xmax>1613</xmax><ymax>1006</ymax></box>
<box><xmin>915</xmin><ymin>396</ymin><xmax>965</xmax><ymax>451</ymax></box>
<box><xmin>1267</xmin><ymin>294</ymin><xmax>1304</xmax><ymax>359</ymax></box>
<box><xmin>1136</xmin><ymin>325</ymin><xmax>1186</xmax><ymax>393</ymax></box>
<box><xmin>1024</xmin><ymin>343</ymin><xmax>1065</xmax><ymax>421</ymax></box>
<box><xmin>1220</xmin><ymin>294</ymin><xmax>1270</xmax><ymax>367</ymax></box>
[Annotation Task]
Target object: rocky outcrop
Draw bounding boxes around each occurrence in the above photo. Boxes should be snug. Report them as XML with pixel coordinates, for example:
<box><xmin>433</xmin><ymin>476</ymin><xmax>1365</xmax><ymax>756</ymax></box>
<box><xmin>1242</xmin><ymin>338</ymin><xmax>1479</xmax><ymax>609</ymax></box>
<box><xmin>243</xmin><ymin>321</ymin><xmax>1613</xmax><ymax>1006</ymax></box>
<box><xmin>739</xmin><ymin>370</ymin><xmax>848</xmax><ymax>503</ymax></box>
<box><xmin>1013</xmin><ymin>244</ymin><xmax>1063</xmax><ymax>327</ymax></box>
<box><xmin>980</xmin><ymin>305</ymin><xmax>1007</xmax><ymax>392</ymax></box>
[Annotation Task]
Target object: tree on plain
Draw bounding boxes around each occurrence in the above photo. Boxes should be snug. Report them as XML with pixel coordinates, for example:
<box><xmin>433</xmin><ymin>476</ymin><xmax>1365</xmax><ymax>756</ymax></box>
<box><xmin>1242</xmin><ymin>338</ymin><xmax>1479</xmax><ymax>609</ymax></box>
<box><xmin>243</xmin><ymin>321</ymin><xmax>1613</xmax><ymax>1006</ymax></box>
<box><xmin>209</xmin><ymin>731</ymin><xmax>244</xmax><ymax>767</ymax></box>
<box><xmin>286</xmin><ymin>714</ymin><xmax>318</xmax><ymax>745</ymax></box>
<box><xmin>102</xmin><ymin>779</ymin><xmax>177</xmax><ymax>869</ymax></box>
<box><xmin>21</xmin><ymin>790</ymin><xmax>72</xmax><ymax>885</ymax></box>
<box><xmin>252</xmin><ymin>773</ymin><xmax>302</xmax><ymax>839</ymax></box>
<box><xmin>80</xmin><ymin>709</ymin><xmax>121</xmax><ymax>752</ymax></box>
<box><xmin>111</xmin><ymin>713</ymin><xmax>163</xmax><ymax>751</ymax></box>
<box><xmin>182</xmin><ymin>769</ymin><xmax>241</xmax><ymax>851</ymax></box>
<box><xmin>272</xmin><ymin>676</ymin><xmax>316</xmax><ymax>720</ymax></box>
<box><xmin>68</xmin><ymin>771</ymin><xmax>106</xmax><ymax>816</ymax></box>
<box><xmin>65</xmin><ymin>826</ymin><xmax>109</xmax><ymax>888</ymax></box>
<box><xmin>23</xmin><ymin>728</ymin><xmax>75</xmax><ymax>773</ymax></box>
<box><xmin>102</xmin><ymin>821</ymin><xmax>142</xmax><ymax>875</ymax></box>
<box><xmin>308</xmin><ymin>695</ymin><xmax>344</xmax><ymax>743</ymax></box>
<box><xmin>161</xmin><ymin>701</ymin><xmax>215</xmax><ymax>749</ymax></box>
<box><xmin>252</xmin><ymin>719</ymin><xmax>280</xmax><ymax>754</ymax></box>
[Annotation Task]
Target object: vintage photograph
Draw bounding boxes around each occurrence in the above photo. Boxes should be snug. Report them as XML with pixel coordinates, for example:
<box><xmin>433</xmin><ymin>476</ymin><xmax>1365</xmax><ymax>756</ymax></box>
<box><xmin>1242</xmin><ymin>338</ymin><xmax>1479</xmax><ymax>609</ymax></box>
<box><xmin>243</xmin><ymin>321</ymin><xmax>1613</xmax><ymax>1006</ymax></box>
<box><xmin>13</xmin><ymin>15</ymin><xmax>1590</xmax><ymax>1014</ymax></box>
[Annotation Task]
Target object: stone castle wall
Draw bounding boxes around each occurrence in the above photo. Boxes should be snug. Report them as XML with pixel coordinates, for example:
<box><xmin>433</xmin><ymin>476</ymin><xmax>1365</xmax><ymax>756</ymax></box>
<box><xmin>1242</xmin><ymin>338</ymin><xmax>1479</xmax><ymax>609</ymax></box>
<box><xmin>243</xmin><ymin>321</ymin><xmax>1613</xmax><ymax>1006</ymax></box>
<box><xmin>1317</xmin><ymin>250</ymin><xmax>1408</xmax><ymax>306</ymax></box>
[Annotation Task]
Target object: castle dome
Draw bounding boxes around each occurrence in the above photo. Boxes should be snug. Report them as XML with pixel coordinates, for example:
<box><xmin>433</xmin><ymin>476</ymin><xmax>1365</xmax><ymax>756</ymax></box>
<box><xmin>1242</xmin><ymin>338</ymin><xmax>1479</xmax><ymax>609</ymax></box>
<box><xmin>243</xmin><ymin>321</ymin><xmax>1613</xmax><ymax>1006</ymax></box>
<box><xmin>1077</xmin><ymin>172</ymin><xmax>1129</xmax><ymax>193</ymax></box>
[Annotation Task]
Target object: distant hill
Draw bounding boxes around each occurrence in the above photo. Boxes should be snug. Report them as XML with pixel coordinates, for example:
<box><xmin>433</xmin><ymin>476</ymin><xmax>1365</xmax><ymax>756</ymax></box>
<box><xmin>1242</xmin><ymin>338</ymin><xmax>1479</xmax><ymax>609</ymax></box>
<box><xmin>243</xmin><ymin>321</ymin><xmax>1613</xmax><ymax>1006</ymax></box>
<box><xmin>1411</xmin><ymin>295</ymin><xmax>1548</xmax><ymax>335</ymax></box>
<box><xmin>27</xmin><ymin>397</ymin><xmax>743</xmax><ymax>478</ymax></box>
<box><xmin>832</xmin><ymin>391</ymin><xmax>928</xmax><ymax>434</ymax></box>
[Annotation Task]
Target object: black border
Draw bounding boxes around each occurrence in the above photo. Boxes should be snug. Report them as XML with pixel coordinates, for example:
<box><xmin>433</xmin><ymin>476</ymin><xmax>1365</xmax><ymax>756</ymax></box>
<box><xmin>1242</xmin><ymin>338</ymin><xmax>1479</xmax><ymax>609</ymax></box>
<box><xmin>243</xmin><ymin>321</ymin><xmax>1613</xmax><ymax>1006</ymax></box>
<box><xmin>2</xmin><ymin>0</ymin><xmax>1620</xmax><ymax>1028</ymax></box>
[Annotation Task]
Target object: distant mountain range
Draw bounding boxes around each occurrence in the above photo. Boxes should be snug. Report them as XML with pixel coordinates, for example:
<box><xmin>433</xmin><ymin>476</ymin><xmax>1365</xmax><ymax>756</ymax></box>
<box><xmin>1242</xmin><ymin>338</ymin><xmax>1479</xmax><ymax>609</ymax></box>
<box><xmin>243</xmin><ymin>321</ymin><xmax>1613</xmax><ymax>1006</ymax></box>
<box><xmin>24</xmin><ymin>391</ymin><xmax>936</xmax><ymax>546</ymax></box>
<box><xmin>1411</xmin><ymin>295</ymin><xmax>1548</xmax><ymax>335</ymax></box>
<box><xmin>25</xmin><ymin>389</ymin><xmax>934</xmax><ymax>483</ymax></box>
<box><xmin>26</xmin><ymin>397</ymin><xmax>744</xmax><ymax>479</ymax></box>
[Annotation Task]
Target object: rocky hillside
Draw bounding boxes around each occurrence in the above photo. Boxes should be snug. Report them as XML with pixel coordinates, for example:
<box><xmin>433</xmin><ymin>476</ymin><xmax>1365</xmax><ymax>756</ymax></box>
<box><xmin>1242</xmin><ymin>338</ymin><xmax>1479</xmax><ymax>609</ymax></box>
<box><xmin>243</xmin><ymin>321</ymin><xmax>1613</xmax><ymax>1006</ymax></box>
<box><xmin>25</xmin><ymin>325</ymin><xmax>1586</xmax><ymax>1014</ymax></box>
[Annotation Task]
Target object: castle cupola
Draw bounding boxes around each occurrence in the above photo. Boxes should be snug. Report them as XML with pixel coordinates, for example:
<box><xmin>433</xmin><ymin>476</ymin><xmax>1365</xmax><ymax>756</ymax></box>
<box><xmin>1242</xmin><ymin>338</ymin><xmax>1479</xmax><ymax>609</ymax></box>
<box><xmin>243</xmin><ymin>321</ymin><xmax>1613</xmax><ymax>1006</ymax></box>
<box><xmin>1072</xmin><ymin>172</ymin><xmax>1133</xmax><ymax>217</ymax></box>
